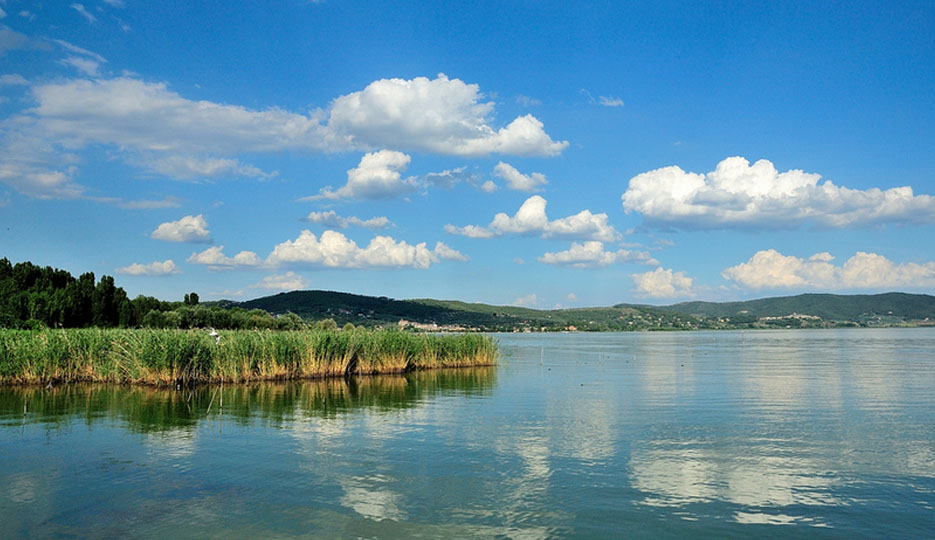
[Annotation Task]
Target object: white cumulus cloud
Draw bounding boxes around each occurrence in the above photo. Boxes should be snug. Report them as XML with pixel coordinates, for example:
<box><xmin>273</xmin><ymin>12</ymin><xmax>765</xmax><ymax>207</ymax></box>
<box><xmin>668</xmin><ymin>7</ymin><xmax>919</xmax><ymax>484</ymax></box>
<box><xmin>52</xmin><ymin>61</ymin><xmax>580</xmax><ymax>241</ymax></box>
<box><xmin>513</xmin><ymin>293</ymin><xmax>538</xmax><ymax>307</ymax></box>
<box><xmin>443</xmin><ymin>224</ymin><xmax>495</xmax><ymax>239</ymax></box>
<box><xmin>599</xmin><ymin>96</ymin><xmax>624</xmax><ymax>107</ymax></box>
<box><xmin>250</xmin><ymin>271</ymin><xmax>309</xmax><ymax>291</ymax></box>
<box><xmin>433</xmin><ymin>241</ymin><xmax>469</xmax><ymax>262</ymax></box>
<box><xmin>266</xmin><ymin>230</ymin><xmax>464</xmax><ymax>269</ymax></box>
<box><xmin>310</xmin><ymin>150</ymin><xmax>417</xmax><ymax>200</ymax></box>
<box><xmin>721</xmin><ymin>249</ymin><xmax>935</xmax><ymax>290</ymax></box>
<box><xmin>446</xmin><ymin>195</ymin><xmax>619</xmax><ymax>242</ymax></box>
<box><xmin>538</xmin><ymin>241</ymin><xmax>659</xmax><ymax>268</ymax></box>
<box><xmin>151</xmin><ymin>214</ymin><xmax>212</xmax><ymax>243</ymax></box>
<box><xmin>327</xmin><ymin>73</ymin><xmax>567</xmax><ymax>157</ymax></box>
<box><xmin>622</xmin><ymin>156</ymin><xmax>935</xmax><ymax>229</ymax></box>
<box><xmin>631</xmin><ymin>267</ymin><xmax>696</xmax><ymax>298</ymax></box>
<box><xmin>187</xmin><ymin>246</ymin><xmax>262</xmax><ymax>270</ymax></box>
<box><xmin>115</xmin><ymin>259</ymin><xmax>179</xmax><ymax>276</ymax></box>
<box><xmin>3</xmin><ymin>74</ymin><xmax>566</xmax><ymax>199</ymax></box>
<box><xmin>304</xmin><ymin>210</ymin><xmax>391</xmax><ymax>229</ymax></box>
<box><xmin>494</xmin><ymin>161</ymin><xmax>548</xmax><ymax>192</ymax></box>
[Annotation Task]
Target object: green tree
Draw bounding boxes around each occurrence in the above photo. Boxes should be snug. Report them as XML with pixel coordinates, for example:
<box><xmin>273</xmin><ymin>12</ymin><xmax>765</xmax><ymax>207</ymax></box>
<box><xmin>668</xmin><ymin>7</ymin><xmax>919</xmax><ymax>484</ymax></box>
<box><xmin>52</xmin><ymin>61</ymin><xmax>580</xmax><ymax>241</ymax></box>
<box><xmin>315</xmin><ymin>318</ymin><xmax>338</xmax><ymax>331</ymax></box>
<box><xmin>92</xmin><ymin>275</ymin><xmax>118</xmax><ymax>327</ymax></box>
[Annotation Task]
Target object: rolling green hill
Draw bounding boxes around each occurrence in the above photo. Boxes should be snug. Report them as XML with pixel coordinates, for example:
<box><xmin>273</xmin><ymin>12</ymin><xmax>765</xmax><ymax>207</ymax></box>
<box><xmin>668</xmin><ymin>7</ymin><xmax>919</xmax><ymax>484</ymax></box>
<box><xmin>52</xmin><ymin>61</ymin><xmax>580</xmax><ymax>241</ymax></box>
<box><xmin>232</xmin><ymin>290</ymin><xmax>935</xmax><ymax>331</ymax></box>
<box><xmin>235</xmin><ymin>291</ymin><xmax>718</xmax><ymax>331</ymax></box>
<box><xmin>239</xmin><ymin>290</ymin><xmax>524</xmax><ymax>328</ymax></box>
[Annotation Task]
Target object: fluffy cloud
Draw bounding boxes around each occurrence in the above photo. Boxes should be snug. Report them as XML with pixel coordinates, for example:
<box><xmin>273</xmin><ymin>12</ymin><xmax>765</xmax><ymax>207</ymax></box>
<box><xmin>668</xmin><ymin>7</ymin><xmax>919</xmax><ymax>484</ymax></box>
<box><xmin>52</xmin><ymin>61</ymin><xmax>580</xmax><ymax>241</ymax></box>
<box><xmin>187</xmin><ymin>246</ymin><xmax>261</xmax><ymax>270</ymax></box>
<box><xmin>29</xmin><ymin>78</ymin><xmax>328</xmax><ymax>155</ymax></box>
<box><xmin>0</xmin><ymin>123</ymin><xmax>86</xmax><ymax>199</ymax></box>
<box><xmin>538</xmin><ymin>241</ymin><xmax>659</xmax><ymax>268</ymax></box>
<box><xmin>0</xmin><ymin>166</ymin><xmax>84</xmax><ymax>199</ymax></box>
<box><xmin>3</xmin><ymin>74</ymin><xmax>566</xmax><ymax>199</ymax></box>
<box><xmin>115</xmin><ymin>259</ymin><xmax>179</xmax><ymax>276</ymax></box>
<box><xmin>599</xmin><ymin>96</ymin><xmax>624</xmax><ymax>107</ymax></box>
<box><xmin>151</xmin><ymin>214</ymin><xmax>212</xmax><ymax>243</ymax></box>
<box><xmin>513</xmin><ymin>293</ymin><xmax>538</xmax><ymax>307</ymax></box>
<box><xmin>24</xmin><ymin>74</ymin><xmax>565</xmax><ymax>159</ymax></box>
<box><xmin>327</xmin><ymin>74</ymin><xmax>567</xmax><ymax>156</ymax></box>
<box><xmin>631</xmin><ymin>267</ymin><xmax>696</xmax><ymax>298</ymax></box>
<box><xmin>310</xmin><ymin>150</ymin><xmax>417</xmax><ymax>200</ymax></box>
<box><xmin>446</xmin><ymin>195</ymin><xmax>619</xmax><ymax>242</ymax></box>
<box><xmin>266</xmin><ymin>230</ymin><xmax>465</xmax><ymax>269</ymax></box>
<box><xmin>621</xmin><ymin>156</ymin><xmax>935</xmax><ymax>229</ymax></box>
<box><xmin>304</xmin><ymin>210</ymin><xmax>391</xmax><ymax>229</ymax></box>
<box><xmin>494</xmin><ymin>161</ymin><xmax>548</xmax><ymax>192</ymax></box>
<box><xmin>249</xmin><ymin>271</ymin><xmax>309</xmax><ymax>291</ymax></box>
<box><xmin>433</xmin><ymin>241</ymin><xmax>470</xmax><ymax>262</ymax></box>
<box><xmin>443</xmin><ymin>224</ymin><xmax>495</xmax><ymax>239</ymax></box>
<box><xmin>722</xmin><ymin>249</ymin><xmax>935</xmax><ymax>290</ymax></box>
<box><xmin>0</xmin><ymin>77</ymin><xmax>325</xmax><ymax>197</ymax></box>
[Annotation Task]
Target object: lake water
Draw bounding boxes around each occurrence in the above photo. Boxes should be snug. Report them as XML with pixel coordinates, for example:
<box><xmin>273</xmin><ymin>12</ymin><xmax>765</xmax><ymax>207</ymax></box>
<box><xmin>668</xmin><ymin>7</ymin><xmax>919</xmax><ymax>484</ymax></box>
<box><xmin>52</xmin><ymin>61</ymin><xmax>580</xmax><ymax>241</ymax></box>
<box><xmin>2</xmin><ymin>328</ymin><xmax>935</xmax><ymax>538</ymax></box>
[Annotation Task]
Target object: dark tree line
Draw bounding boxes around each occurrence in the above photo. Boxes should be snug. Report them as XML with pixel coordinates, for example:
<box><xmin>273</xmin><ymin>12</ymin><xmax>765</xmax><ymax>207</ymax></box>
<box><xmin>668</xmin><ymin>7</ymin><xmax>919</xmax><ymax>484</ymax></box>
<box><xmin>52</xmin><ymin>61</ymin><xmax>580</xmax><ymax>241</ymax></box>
<box><xmin>0</xmin><ymin>258</ymin><xmax>309</xmax><ymax>330</ymax></box>
<box><xmin>1</xmin><ymin>258</ymin><xmax>139</xmax><ymax>328</ymax></box>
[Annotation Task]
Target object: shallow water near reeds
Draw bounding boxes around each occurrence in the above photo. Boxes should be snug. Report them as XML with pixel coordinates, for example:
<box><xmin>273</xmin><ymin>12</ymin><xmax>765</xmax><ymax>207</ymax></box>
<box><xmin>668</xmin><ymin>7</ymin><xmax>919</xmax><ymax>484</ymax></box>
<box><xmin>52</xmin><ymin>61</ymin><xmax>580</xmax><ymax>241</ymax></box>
<box><xmin>2</xmin><ymin>328</ymin><xmax>935</xmax><ymax>538</ymax></box>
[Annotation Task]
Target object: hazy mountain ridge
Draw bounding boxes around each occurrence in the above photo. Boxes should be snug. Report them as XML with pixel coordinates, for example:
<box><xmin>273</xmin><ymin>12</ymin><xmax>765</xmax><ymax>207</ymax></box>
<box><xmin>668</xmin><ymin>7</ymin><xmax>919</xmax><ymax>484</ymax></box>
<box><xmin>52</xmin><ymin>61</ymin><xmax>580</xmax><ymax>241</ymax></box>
<box><xmin>641</xmin><ymin>292</ymin><xmax>935</xmax><ymax>321</ymax></box>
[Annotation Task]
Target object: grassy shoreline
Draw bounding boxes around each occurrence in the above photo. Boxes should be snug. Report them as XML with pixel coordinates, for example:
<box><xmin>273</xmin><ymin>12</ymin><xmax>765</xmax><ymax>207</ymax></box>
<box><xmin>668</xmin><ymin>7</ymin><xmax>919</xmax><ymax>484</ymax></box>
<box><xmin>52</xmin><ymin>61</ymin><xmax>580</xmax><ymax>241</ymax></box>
<box><xmin>0</xmin><ymin>328</ymin><xmax>498</xmax><ymax>387</ymax></box>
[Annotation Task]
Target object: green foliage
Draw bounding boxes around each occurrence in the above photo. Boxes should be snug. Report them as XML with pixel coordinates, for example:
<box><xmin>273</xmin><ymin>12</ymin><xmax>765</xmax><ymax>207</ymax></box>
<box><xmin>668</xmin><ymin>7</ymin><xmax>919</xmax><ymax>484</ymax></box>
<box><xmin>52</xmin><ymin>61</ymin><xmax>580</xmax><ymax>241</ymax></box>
<box><xmin>0</xmin><ymin>258</ymin><xmax>318</xmax><ymax>331</ymax></box>
<box><xmin>0</xmin><ymin>328</ymin><xmax>498</xmax><ymax>386</ymax></box>
<box><xmin>0</xmin><ymin>258</ymin><xmax>134</xmax><ymax>329</ymax></box>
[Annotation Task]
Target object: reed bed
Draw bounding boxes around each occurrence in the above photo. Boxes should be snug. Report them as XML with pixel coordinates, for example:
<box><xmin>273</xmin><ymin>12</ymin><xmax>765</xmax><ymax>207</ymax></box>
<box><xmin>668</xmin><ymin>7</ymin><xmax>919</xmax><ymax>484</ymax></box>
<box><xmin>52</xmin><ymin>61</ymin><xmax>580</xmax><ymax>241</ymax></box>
<box><xmin>0</xmin><ymin>328</ymin><xmax>498</xmax><ymax>386</ymax></box>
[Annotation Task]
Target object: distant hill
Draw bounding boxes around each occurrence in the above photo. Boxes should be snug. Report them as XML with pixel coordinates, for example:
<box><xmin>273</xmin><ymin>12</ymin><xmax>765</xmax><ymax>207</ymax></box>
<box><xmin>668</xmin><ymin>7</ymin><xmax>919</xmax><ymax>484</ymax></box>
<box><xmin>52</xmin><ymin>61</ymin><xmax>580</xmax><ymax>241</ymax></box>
<box><xmin>638</xmin><ymin>292</ymin><xmax>935</xmax><ymax>322</ymax></box>
<box><xmin>238</xmin><ymin>290</ymin><xmax>520</xmax><ymax>328</ymax></box>
<box><xmin>230</xmin><ymin>290</ymin><xmax>935</xmax><ymax>331</ymax></box>
<box><xmin>234</xmin><ymin>290</ymin><xmax>695</xmax><ymax>330</ymax></box>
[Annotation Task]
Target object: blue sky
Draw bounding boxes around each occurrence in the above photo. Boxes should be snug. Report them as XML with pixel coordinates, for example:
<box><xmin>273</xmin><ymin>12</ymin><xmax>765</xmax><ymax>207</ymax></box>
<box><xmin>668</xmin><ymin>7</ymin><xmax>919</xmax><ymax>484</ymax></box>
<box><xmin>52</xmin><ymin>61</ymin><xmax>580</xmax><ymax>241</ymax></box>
<box><xmin>1</xmin><ymin>1</ymin><xmax>934</xmax><ymax>307</ymax></box>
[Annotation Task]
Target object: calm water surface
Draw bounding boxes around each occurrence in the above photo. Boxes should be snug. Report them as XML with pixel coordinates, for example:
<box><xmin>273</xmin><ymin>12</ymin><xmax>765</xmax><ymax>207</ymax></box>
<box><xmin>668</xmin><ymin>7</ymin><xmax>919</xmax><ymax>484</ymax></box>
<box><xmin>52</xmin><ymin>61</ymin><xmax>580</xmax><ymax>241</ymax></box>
<box><xmin>2</xmin><ymin>328</ymin><xmax>935</xmax><ymax>538</ymax></box>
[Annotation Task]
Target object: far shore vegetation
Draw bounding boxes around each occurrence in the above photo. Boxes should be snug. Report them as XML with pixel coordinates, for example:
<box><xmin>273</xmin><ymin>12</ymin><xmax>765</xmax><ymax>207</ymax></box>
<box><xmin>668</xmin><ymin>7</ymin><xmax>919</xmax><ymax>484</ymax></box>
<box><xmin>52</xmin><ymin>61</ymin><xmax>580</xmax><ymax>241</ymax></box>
<box><xmin>2</xmin><ymin>257</ymin><xmax>934</xmax><ymax>338</ymax></box>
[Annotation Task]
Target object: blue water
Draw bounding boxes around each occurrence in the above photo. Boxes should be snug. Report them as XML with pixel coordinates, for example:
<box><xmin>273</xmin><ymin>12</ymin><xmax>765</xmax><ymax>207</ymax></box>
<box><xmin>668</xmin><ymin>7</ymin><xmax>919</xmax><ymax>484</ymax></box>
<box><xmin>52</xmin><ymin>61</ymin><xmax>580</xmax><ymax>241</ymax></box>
<box><xmin>2</xmin><ymin>329</ymin><xmax>934</xmax><ymax>538</ymax></box>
